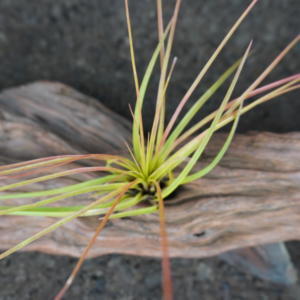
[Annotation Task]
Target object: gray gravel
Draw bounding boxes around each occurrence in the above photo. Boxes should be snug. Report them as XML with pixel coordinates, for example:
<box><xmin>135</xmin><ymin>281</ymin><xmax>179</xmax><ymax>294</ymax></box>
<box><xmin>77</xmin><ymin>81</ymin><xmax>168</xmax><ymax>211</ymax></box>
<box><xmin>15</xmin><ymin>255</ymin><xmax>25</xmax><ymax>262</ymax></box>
<box><xmin>0</xmin><ymin>0</ymin><xmax>299</xmax><ymax>133</ymax></box>
<box><xmin>1</xmin><ymin>241</ymin><xmax>300</xmax><ymax>299</ymax></box>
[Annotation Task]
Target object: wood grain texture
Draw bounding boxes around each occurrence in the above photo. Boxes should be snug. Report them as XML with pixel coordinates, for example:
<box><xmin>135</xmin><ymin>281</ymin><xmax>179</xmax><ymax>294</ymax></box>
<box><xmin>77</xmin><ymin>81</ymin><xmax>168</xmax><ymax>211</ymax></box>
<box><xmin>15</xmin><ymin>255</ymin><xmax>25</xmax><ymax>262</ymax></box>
<box><xmin>0</xmin><ymin>81</ymin><xmax>300</xmax><ymax>259</ymax></box>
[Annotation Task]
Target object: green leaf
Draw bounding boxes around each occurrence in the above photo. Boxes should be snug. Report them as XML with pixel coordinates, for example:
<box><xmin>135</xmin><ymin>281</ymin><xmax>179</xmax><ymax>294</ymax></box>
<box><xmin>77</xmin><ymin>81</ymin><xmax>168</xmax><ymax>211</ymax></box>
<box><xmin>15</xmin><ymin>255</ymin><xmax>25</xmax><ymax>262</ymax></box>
<box><xmin>182</xmin><ymin>98</ymin><xmax>244</xmax><ymax>184</ymax></box>
<box><xmin>162</xmin><ymin>41</ymin><xmax>252</xmax><ymax>198</ymax></box>
<box><xmin>0</xmin><ymin>167</ymin><xmax>128</xmax><ymax>193</ymax></box>
<box><xmin>0</xmin><ymin>180</ymin><xmax>140</xmax><ymax>260</ymax></box>
<box><xmin>0</xmin><ymin>175</ymin><xmax>117</xmax><ymax>200</ymax></box>
<box><xmin>0</xmin><ymin>182</ymin><xmax>127</xmax><ymax>216</ymax></box>
<box><xmin>161</xmin><ymin>58</ymin><xmax>244</xmax><ymax>158</ymax></box>
<box><xmin>132</xmin><ymin>20</ymin><xmax>172</xmax><ymax>159</ymax></box>
<box><xmin>108</xmin><ymin>205</ymin><xmax>158</xmax><ymax>219</ymax></box>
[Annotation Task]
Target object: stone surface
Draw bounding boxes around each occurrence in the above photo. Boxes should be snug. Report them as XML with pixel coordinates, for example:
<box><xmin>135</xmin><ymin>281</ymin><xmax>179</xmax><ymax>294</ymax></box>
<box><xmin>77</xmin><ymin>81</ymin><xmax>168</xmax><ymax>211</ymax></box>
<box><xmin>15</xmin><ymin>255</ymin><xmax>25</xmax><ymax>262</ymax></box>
<box><xmin>220</xmin><ymin>243</ymin><xmax>298</xmax><ymax>285</ymax></box>
<box><xmin>0</xmin><ymin>0</ymin><xmax>299</xmax><ymax>133</ymax></box>
<box><xmin>1</xmin><ymin>245</ymin><xmax>300</xmax><ymax>300</ymax></box>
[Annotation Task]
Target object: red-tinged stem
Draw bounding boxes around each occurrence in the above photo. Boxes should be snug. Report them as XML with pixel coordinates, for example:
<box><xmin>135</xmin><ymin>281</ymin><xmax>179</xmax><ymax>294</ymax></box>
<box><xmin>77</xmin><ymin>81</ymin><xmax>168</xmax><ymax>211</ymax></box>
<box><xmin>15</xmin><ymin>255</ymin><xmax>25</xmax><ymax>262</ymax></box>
<box><xmin>156</xmin><ymin>0</ymin><xmax>166</xmax><ymax>146</ymax></box>
<box><xmin>0</xmin><ymin>166</ymin><xmax>127</xmax><ymax>189</ymax></box>
<box><xmin>124</xmin><ymin>0</ymin><xmax>145</xmax><ymax>162</ymax></box>
<box><xmin>0</xmin><ymin>155</ymin><xmax>101</xmax><ymax>179</ymax></box>
<box><xmin>53</xmin><ymin>179</ymin><xmax>139</xmax><ymax>300</ymax></box>
<box><xmin>0</xmin><ymin>155</ymin><xmax>80</xmax><ymax>171</ymax></box>
<box><xmin>158</xmin><ymin>0</ymin><xmax>258</xmax><ymax>151</ymax></box>
<box><xmin>0</xmin><ymin>154</ymin><xmax>136</xmax><ymax>176</ymax></box>
<box><xmin>173</xmin><ymin>83</ymin><xmax>300</xmax><ymax>163</ymax></box>
<box><xmin>156</xmin><ymin>0</ymin><xmax>181</xmax><ymax>110</ymax></box>
<box><xmin>173</xmin><ymin>74</ymin><xmax>300</xmax><ymax>149</ymax></box>
<box><xmin>149</xmin><ymin>57</ymin><xmax>177</xmax><ymax>162</ymax></box>
<box><xmin>248</xmin><ymin>74</ymin><xmax>300</xmax><ymax>97</ymax></box>
<box><xmin>0</xmin><ymin>154</ymin><xmax>124</xmax><ymax>171</ymax></box>
<box><xmin>157</xmin><ymin>0</ymin><xmax>165</xmax><ymax>69</ymax></box>
<box><xmin>234</xmin><ymin>83</ymin><xmax>300</xmax><ymax>117</ymax></box>
<box><xmin>107</xmin><ymin>170</ymin><xmax>133</xmax><ymax>184</ymax></box>
<box><xmin>128</xmin><ymin>104</ymin><xmax>139</xmax><ymax>136</ymax></box>
<box><xmin>128</xmin><ymin>104</ymin><xmax>145</xmax><ymax>174</ymax></box>
<box><xmin>152</xmin><ymin>180</ymin><xmax>173</xmax><ymax>300</ymax></box>
<box><xmin>225</xmin><ymin>34</ymin><xmax>300</xmax><ymax>116</ymax></box>
<box><xmin>124</xmin><ymin>141</ymin><xmax>143</xmax><ymax>175</ymax></box>
<box><xmin>155</xmin><ymin>0</ymin><xmax>182</xmax><ymax>148</ymax></box>
<box><xmin>124</xmin><ymin>0</ymin><xmax>140</xmax><ymax>100</ymax></box>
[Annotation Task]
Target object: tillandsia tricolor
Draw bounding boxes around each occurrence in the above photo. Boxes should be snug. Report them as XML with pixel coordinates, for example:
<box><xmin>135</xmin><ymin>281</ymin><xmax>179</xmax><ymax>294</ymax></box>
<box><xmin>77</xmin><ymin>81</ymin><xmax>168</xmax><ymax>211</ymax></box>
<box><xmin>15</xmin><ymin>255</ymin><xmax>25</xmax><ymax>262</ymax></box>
<box><xmin>0</xmin><ymin>0</ymin><xmax>299</xmax><ymax>299</ymax></box>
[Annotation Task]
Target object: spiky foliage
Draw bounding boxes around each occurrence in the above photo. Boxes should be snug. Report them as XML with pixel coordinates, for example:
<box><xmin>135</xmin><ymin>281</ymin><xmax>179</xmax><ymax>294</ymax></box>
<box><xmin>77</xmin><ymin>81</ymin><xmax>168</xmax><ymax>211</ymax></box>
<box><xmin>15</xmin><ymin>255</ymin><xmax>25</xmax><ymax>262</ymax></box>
<box><xmin>0</xmin><ymin>0</ymin><xmax>299</xmax><ymax>299</ymax></box>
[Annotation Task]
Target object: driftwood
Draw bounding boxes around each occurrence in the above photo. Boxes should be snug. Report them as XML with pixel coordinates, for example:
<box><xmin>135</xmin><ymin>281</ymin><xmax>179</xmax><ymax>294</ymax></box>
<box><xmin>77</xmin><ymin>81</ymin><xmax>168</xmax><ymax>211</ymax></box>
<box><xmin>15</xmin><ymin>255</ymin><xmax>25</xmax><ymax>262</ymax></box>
<box><xmin>0</xmin><ymin>81</ymin><xmax>300</xmax><ymax>261</ymax></box>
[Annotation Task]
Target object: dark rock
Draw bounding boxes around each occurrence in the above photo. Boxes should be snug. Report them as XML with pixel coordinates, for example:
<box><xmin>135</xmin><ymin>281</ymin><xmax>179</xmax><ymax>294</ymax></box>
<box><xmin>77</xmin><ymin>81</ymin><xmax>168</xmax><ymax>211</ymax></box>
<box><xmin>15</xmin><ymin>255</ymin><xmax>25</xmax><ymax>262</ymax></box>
<box><xmin>95</xmin><ymin>277</ymin><xmax>106</xmax><ymax>294</ymax></box>
<box><xmin>0</xmin><ymin>0</ymin><xmax>299</xmax><ymax>133</ymax></box>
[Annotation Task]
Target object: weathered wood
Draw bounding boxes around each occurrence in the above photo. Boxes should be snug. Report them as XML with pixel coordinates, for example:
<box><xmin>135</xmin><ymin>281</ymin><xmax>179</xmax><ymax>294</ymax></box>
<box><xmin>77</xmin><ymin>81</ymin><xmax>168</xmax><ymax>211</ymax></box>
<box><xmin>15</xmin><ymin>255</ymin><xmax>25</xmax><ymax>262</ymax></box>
<box><xmin>0</xmin><ymin>82</ymin><xmax>300</xmax><ymax>260</ymax></box>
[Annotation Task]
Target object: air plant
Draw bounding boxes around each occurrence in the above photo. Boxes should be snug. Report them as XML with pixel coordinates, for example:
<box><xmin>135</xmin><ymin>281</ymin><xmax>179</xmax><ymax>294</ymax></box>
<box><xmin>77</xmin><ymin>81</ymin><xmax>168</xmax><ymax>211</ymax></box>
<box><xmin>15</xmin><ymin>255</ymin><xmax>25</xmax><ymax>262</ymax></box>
<box><xmin>0</xmin><ymin>0</ymin><xmax>299</xmax><ymax>299</ymax></box>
